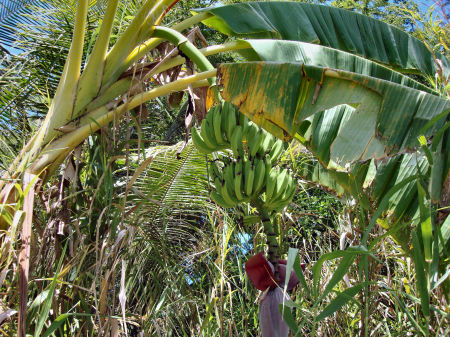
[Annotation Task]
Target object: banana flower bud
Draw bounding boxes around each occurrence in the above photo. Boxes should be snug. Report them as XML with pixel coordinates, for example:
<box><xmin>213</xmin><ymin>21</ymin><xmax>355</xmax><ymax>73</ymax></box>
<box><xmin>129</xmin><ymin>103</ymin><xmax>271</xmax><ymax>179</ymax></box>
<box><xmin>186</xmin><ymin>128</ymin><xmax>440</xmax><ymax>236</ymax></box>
<box><xmin>245</xmin><ymin>253</ymin><xmax>306</xmax><ymax>337</ymax></box>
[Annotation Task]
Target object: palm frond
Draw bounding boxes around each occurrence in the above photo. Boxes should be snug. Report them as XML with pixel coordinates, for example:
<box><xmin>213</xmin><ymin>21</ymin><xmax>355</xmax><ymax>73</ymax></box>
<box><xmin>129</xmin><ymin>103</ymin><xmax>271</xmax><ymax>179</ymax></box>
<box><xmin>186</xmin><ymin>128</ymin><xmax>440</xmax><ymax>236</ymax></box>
<box><xmin>0</xmin><ymin>0</ymin><xmax>51</xmax><ymax>49</ymax></box>
<box><xmin>129</xmin><ymin>141</ymin><xmax>215</xmax><ymax>243</ymax></box>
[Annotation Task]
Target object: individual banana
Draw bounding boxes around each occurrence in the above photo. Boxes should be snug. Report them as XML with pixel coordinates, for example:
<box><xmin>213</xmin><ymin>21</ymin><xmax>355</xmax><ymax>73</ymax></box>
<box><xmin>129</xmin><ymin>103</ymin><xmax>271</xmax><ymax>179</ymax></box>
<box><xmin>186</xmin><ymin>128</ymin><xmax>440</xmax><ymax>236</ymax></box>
<box><xmin>258</xmin><ymin>132</ymin><xmax>275</xmax><ymax>156</ymax></box>
<box><xmin>223</xmin><ymin>163</ymin><xmax>234</xmax><ymax>186</ymax></box>
<box><xmin>230</xmin><ymin>125</ymin><xmax>244</xmax><ymax>158</ymax></box>
<box><xmin>222</xmin><ymin>178</ymin><xmax>238</xmax><ymax>207</ymax></box>
<box><xmin>245</xmin><ymin>123</ymin><xmax>257</xmax><ymax>151</ymax></box>
<box><xmin>210</xmin><ymin>190</ymin><xmax>235</xmax><ymax>208</ymax></box>
<box><xmin>214</xmin><ymin>177</ymin><xmax>224</xmax><ymax>195</ymax></box>
<box><xmin>206</xmin><ymin>112</ymin><xmax>221</xmax><ymax>148</ymax></box>
<box><xmin>224</xmin><ymin>102</ymin><xmax>236</xmax><ymax>141</ymax></box>
<box><xmin>239</xmin><ymin>112</ymin><xmax>249</xmax><ymax>139</ymax></box>
<box><xmin>212</xmin><ymin>105</ymin><xmax>227</xmax><ymax>146</ymax></box>
<box><xmin>249</xmin><ymin>128</ymin><xmax>264</xmax><ymax>158</ymax></box>
<box><xmin>269</xmin><ymin>139</ymin><xmax>284</xmax><ymax>164</ymax></box>
<box><xmin>200</xmin><ymin>118</ymin><xmax>218</xmax><ymax>150</ymax></box>
<box><xmin>252</xmin><ymin>157</ymin><xmax>266</xmax><ymax>195</ymax></box>
<box><xmin>221</xmin><ymin>102</ymin><xmax>229</xmax><ymax>138</ymax></box>
<box><xmin>191</xmin><ymin>127</ymin><xmax>215</xmax><ymax>154</ymax></box>
<box><xmin>234</xmin><ymin>159</ymin><xmax>245</xmax><ymax>201</ymax></box>
<box><xmin>244</xmin><ymin>159</ymin><xmax>255</xmax><ymax>197</ymax></box>
<box><xmin>273</xmin><ymin>169</ymin><xmax>289</xmax><ymax>201</ymax></box>
<box><xmin>265</xmin><ymin>167</ymin><xmax>278</xmax><ymax>201</ymax></box>
<box><xmin>264</xmin><ymin>154</ymin><xmax>272</xmax><ymax>179</ymax></box>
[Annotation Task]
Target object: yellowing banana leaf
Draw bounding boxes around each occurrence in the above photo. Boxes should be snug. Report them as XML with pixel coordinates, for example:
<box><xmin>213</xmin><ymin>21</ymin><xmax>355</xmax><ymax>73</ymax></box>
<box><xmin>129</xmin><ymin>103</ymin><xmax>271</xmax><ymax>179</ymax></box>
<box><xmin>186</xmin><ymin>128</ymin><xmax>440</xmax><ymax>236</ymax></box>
<box><xmin>198</xmin><ymin>2</ymin><xmax>449</xmax><ymax>78</ymax></box>
<box><xmin>217</xmin><ymin>62</ymin><xmax>450</xmax><ymax>168</ymax></box>
<box><xmin>241</xmin><ymin>39</ymin><xmax>435</xmax><ymax>94</ymax></box>
<box><xmin>236</xmin><ymin>40</ymin><xmax>446</xmax><ymax>216</ymax></box>
<box><xmin>299</xmin><ymin>106</ymin><xmax>424</xmax><ymax>216</ymax></box>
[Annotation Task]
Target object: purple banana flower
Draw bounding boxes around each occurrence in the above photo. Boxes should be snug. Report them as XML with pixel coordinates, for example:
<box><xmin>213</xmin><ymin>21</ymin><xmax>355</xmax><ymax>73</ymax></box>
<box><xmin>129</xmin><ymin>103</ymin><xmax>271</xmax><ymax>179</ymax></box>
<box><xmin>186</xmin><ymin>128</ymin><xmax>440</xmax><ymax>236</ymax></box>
<box><xmin>245</xmin><ymin>253</ymin><xmax>306</xmax><ymax>337</ymax></box>
<box><xmin>259</xmin><ymin>287</ymin><xmax>290</xmax><ymax>337</ymax></box>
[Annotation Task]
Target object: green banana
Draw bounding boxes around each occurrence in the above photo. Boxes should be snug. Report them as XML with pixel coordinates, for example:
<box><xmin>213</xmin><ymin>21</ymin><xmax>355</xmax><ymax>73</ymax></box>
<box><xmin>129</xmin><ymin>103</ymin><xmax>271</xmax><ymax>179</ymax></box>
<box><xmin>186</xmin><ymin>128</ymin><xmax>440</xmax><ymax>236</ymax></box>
<box><xmin>230</xmin><ymin>125</ymin><xmax>244</xmax><ymax>158</ymax></box>
<box><xmin>234</xmin><ymin>171</ymin><xmax>245</xmax><ymax>201</ymax></box>
<box><xmin>258</xmin><ymin>132</ymin><xmax>275</xmax><ymax>156</ymax></box>
<box><xmin>266</xmin><ymin>173</ymin><xmax>295</xmax><ymax>209</ymax></box>
<box><xmin>265</xmin><ymin>167</ymin><xmax>278</xmax><ymax>201</ymax></box>
<box><xmin>267</xmin><ymin>180</ymin><xmax>296</xmax><ymax>210</ymax></box>
<box><xmin>224</xmin><ymin>102</ymin><xmax>236</xmax><ymax>141</ymax></box>
<box><xmin>212</xmin><ymin>105</ymin><xmax>227</xmax><ymax>146</ymax></box>
<box><xmin>269</xmin><ymin>139</ymin><xmax>284</xmax><ymax>164</ymax></box>
<box><xmin>245</xmin><ymin>123</ymin><xmax>258</xmax><ymax>156</ymax></box>
<box><xmin>221</xmin><ymin>179</ymin><xmax>238</xmax><ymax>206</ymax></box>
<box><xmin>214</xmin><ymin>177</ymin><xmax>224</xmax><ymax>195</ymax></box>
<box><xmin>223</xmin><ymin>163</ymin><xmax>234</xmax><ymax>186</ymax></box>
<box><xmin>274</xmin><ymin>169</ymin><xmax>289</xmax><ymax>200</ymax></box>
<box><xmin>191</xmin><ymin>127</ymin><xmax>214</xmax><ymax>154</ymax></box>
<box><xmin>210</xmin><ymin>190</ymin><xmax>235</xmax><ymax>208</ymax></box>
<box><xmin>239</xmin><ymin>112</ymin><xmax>249</xmax><ymax>139</ymax></box>
<box><xmin>252</xmin><ymin>158</ymin><xmax>266</xmax><ymax>195</ymax></box>
<box><xmin>221</xmin><ymin>102</ymin><xmax>229</xmax><ymax>140</ymax></box>
<box><xmin>234</xmin><ymin>159</ymin><xmax>245</xmax><ymax>201</ymax></box>
<box><xmin>244</xmin><ymin>159</ymin><xmax>255</xmax><ymax>197</ymax></box>
<box><xmin>249</xmin><ymin>128</ymin><xmax>264</xmax><ymax>158</ymax></box>
<box><xmin>201</xmin><ymin>119</ymin><xmax>218</xmax><ymax>150</ymax></box>
<box><xmin>206</xmin><ymin>112</ymin><xmax>221</xmax><ymax>149</ymax></box>
<box><xmin>264</xmin><ymin>154</ymin><xmax>272</xmax><ymax>179</ymax></box>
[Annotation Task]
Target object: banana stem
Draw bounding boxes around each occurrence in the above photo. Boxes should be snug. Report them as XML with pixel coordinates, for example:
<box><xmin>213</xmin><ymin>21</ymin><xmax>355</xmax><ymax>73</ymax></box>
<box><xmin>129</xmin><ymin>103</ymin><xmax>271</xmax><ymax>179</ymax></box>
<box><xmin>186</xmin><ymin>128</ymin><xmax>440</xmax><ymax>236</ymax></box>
<box><xmin>151</xmin><ymin>40</ymin><xmax>250</xmax><ymax>76</ymax></box>
<box><xmin>151</xmin><ymin>26</ymin><xmax>216</xmax><ymax>86</ymax></box>
<box><xmin>28</xmin><ymin>70</ymin><xmax>216</xmax><ymax>177</ymax></box>
<box><xmin>117</xmin><ymin>12</ymin><xmax>212</xmax><ymax>80</ymax></box>
<box><xmin>254</xmin><ymin>200</ymin><xmax>280</xmax><ymax>272</ymax></box>
<box><xmin>99</xmin><ymin>40</ymin><xmax>249</xmax><ymax>111</ymax></box>
<box><xmin>73</xmin><ymin>0</ymin><xmax>120</xmax><ymax>116</ymax></box>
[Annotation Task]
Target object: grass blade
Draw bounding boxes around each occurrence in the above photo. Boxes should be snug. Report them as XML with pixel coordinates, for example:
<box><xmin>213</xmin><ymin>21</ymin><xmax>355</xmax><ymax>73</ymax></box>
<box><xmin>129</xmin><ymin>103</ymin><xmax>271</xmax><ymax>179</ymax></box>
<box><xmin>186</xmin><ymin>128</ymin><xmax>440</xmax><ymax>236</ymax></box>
<box><xmin>34</xmin><ymin>242</ymin><xmax>67</xmax><ymax>337</ymax></box>
<box><xmin>412</xmin><ymin>231</ymin><xmax>430</xmax><ymax>323</ymax></box>
<box><xmin>316</xmin><ymin>283</ymin><xmax>365</xmax><ymax>321</ymax></box>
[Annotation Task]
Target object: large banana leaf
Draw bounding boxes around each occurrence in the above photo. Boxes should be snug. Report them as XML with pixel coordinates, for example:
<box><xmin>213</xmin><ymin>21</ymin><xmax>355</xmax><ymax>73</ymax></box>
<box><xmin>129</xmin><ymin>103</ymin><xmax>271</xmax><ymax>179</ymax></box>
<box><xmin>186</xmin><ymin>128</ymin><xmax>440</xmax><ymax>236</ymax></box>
<box><xmin>297</xmin><ymin>104</ymin><xmax>429</xmax><ymax>252</ymax></box>
<box><xmin>198</xmin><ymin>1</ymin><xmax>449</xmax><ymax>78</ymax></box>
<box><xmin>240</xmin><ymin>39</ymin><xmax>435</xmax><ymax>94</ymax></box>
<box><xmin>217</xmin><ymin>62</ymin><xmax>450</xmax><ymax>169</ymax></box>
<box><xmin>230</xmin><ymin>39</ymin><xmax>449</xmax><ymax>206</ymax></box>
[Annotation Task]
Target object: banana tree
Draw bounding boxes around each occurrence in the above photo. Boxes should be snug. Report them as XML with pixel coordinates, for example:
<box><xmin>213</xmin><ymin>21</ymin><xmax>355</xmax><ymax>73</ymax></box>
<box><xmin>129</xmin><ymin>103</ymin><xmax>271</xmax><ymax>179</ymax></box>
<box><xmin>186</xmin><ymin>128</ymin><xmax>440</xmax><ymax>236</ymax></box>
<box><xmin>195</xmin><ymin>1</ymin><xmax>449</xmax><ymax>254</ymax></box>
<box><xmin>195</xmin><ymin>2</ymin><xmax>449</xmax><ymax>334</ymax></box>
<box><xmin>1</xmin><ymin>1</ymin><xmax>449</xmax><ymax>335</ymax></box>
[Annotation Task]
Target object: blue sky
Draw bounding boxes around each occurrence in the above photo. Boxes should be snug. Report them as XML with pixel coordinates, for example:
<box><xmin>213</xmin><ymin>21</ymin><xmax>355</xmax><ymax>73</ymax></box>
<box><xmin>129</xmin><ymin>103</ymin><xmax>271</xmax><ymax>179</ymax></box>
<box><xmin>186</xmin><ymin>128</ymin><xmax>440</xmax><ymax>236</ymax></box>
<box><xmin>416</xmin><ymin>0</ymin><xmax>448</xmax><ymax>19</ymax></box>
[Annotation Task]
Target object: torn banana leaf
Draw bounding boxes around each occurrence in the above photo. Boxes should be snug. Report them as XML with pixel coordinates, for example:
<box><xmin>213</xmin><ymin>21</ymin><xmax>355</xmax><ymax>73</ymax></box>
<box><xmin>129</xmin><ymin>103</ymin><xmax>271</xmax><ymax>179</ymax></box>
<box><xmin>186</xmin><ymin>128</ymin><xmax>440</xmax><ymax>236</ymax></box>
<box><xmin>217</xmin><ymin>62</ymin><xmax>450</xmax><ymax>169</ymax></box>
<box><xmin>197</xmin><ymin>1</ymin><xmax>449</xmax><ymax>78</ymax></box>
<box><xmin>239</xmin><ymin>39</ymin><xmax>436</xmax><ymax>94</ymax></box>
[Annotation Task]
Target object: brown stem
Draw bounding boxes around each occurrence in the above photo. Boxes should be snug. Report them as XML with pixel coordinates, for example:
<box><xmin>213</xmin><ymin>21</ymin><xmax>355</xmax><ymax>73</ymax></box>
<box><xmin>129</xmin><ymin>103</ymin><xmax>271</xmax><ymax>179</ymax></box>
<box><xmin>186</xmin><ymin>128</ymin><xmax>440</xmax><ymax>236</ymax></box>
<box><xmin>254</xmin><ymin>200</ymin><xmax>280</xmax><ymax>274</ymax></box>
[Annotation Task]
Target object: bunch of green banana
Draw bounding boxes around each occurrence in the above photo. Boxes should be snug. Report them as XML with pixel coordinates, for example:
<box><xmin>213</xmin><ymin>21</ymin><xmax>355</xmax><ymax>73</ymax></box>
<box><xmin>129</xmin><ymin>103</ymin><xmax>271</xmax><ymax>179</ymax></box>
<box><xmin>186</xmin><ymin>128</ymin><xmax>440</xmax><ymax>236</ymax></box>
<box><xmin>191</xmin><ymin>104</ymin><xmax>228</xmax><ymax>154</ymax></box>
<box><xmin>192</xmin><ymin>100</ymin><xmax>284</xmax><ymax>161</ymax></box>
<box><xmin>207</xmin><ymin>154</ymin><xmax>271</xmax><ymax>208</ymax></box>
<box><xmin>192</xmin><ymin>100</ymin><xmax>294</xmax><ymax>211</ymax></box>
<box><xmin>263</xmin><ymin>167</ymin><xmax>296</xmax><ymax>211</ymax></box>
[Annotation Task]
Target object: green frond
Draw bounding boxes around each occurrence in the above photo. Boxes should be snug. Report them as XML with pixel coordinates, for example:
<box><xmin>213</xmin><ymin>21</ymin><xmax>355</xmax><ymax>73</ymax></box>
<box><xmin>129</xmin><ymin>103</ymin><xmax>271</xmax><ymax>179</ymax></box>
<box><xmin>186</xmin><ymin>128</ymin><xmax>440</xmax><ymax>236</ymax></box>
<box><xmin>128</xmin><ymin>140</ymin><xmax>215</xmax><ymax>243</ymax></box>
